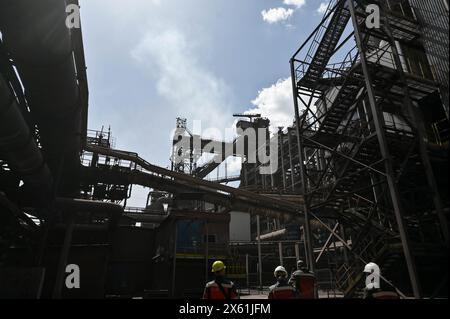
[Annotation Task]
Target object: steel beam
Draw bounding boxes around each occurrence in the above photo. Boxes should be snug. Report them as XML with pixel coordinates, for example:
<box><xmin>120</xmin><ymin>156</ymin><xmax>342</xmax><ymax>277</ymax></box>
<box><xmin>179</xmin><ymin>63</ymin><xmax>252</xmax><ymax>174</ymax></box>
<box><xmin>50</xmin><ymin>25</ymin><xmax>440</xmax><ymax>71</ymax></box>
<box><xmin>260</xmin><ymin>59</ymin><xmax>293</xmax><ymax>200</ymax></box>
<box><xmin>291</xmin><ymin>59</ymin><xmax>316</xmax><ymax>274</ymax></box>
<box><xmin>257</xmin><ymin>215</ymin><xmax>263</xmax><ymax>290</ymax></box>
<box><xmin>287</xmin><ymin>128</ymin><xmax>296</xmax><ymax>191</ymax></box>
<box><xmin>347</xmin><ymin>0</ymin><xmax>421</xmax><ymax>298</ymax></box>
<box><xmin>382</xmin><ymin>12</ymin><xmax>449</xmax><ymax>246</ymax></box>
<box><xmin>315</xmin><ymin>223</ymin><xmax>340</xmax><ymax>263</ymax></box>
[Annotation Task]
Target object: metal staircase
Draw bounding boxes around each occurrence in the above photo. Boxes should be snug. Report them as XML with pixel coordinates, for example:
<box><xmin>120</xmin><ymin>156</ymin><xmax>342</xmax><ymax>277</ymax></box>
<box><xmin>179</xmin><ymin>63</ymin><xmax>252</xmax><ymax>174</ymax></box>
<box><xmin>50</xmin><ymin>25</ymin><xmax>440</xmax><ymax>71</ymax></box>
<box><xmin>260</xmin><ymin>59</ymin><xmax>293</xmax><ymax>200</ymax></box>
<box><xmin>192</xmin><ymin>158</ymin><xmax>221</xmax><ymax>178</ymax></box>
<box><xmin>298</xmin><ymin>0</ymin><xmax>351</xmax><ymax>89</ymax></box>
<box><xmin>290</xmin><ymin>0</ymin><xmax>448</xmax><ymax>298</ymax></box>
<box><xmin>335</xmin><ymin>235</ymin><xmax>400</xmax><ymax>297</ymax></box>
<box><xmin>318</xmin><ymin>86</ymin><xmax>361</xmax><ymax>134</ymax></box>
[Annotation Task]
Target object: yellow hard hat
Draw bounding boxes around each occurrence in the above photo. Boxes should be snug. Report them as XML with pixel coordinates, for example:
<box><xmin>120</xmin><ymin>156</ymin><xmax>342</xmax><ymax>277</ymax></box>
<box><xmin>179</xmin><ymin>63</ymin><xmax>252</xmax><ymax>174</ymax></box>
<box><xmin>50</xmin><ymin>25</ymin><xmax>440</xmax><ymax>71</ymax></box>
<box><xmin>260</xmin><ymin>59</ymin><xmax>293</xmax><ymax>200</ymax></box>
<box><xmin>211</xmin><ymin>260</ymin><xmax>226</xmax><ymax>273</ymax></box>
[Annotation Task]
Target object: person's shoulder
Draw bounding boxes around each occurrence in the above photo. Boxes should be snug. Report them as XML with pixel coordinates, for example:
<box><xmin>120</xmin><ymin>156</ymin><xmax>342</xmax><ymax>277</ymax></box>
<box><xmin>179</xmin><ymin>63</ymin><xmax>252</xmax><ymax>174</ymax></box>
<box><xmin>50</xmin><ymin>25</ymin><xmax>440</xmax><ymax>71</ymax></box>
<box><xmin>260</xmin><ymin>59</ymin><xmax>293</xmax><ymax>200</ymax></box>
<box><xmin>221</xmin><ymin>278</ymin><xmax>235</xmax><ymax>288</ymax></box>
<box><xmin>300</xmin><ymin>270</ymin><xmax>316</xmax><ymax>277</ymax></box>
<box><xmin>205</xmin><ymin>280</ymin><xmax>216</xmax><ymax>288</ymax></box>
<box><xmin>223</xmin><ymin>278</ymin><xmax>236</xmax><ymax>285</ymax></box>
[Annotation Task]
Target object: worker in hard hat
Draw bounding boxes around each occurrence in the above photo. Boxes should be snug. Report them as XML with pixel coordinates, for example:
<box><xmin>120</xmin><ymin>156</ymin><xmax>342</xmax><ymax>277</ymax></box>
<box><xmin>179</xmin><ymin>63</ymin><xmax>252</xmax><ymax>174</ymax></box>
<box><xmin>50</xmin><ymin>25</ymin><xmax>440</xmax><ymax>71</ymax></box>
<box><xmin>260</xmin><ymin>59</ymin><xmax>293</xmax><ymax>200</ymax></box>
<box><xmin>203</xmin><ymin>260</ymin><xmax>238</xmax><ymax>299</ymax></box>
<box><xmin>268</xmin><ymin>266</ymin><xmax>297</xmax><ymax>299</ymax></box>
<box><xmin>289</xmin><ymin>259</ymin><xmax>308</xmax><ymax>284</ymax></box>
<box><xmin>363</xmin><ymin>262</ymin><xmax>399</xmax><ymax>299</ymax></box>
<box><xmin>289</xmin><ymin>260</ymin><xmax>317</xmax><ymax>299</ymax></box>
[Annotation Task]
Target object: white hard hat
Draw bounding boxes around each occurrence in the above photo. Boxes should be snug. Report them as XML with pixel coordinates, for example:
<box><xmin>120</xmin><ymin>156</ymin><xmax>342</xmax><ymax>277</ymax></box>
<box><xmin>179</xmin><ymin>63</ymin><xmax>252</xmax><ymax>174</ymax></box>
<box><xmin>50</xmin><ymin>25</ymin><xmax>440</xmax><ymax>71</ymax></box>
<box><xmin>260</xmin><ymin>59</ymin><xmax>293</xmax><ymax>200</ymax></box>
<box><xmin>274</xmin><ymin>266</ymin><xmax>287</xmax><ymax>277</ymax></box>
<box><xmin>363</xmin><ymin>262</ymin><xmax>380</xmax><ymax>274</ymax></box>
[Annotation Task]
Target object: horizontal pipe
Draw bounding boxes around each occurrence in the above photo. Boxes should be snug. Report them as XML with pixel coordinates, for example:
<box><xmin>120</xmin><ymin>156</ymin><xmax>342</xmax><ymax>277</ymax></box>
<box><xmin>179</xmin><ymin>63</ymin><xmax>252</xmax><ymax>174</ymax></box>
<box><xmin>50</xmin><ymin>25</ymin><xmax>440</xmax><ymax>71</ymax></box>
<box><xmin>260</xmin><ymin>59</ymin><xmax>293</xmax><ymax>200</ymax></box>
<box><xmin>257</xmin><ymin>228</ymin><xmax>286</xmax><ymax>241</ymax></box>
<box><xmin>85</xmin><ymin>145</ymin><xmax>302</xmax><ymax>215</ymax></box>
<box><xmin>54</xmin><ymin>197</ymin><xmax>123</xmax><ymax>219</ymax></box>
<box><xmin>0</xmin><ymin>73</ymin><xmax>53</xmax><ymax>205</ymax></box>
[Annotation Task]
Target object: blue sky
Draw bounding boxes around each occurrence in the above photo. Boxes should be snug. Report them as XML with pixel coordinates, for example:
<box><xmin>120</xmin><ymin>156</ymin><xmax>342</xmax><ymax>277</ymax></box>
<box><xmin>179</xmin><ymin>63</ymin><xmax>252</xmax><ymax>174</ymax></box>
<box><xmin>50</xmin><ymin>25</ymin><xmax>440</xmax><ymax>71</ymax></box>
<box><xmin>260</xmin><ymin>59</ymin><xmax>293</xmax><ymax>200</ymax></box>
<box><xmin>79</xmin><ymin>0</ymin><xmax>329</xmax><ymax>206</ymax></box>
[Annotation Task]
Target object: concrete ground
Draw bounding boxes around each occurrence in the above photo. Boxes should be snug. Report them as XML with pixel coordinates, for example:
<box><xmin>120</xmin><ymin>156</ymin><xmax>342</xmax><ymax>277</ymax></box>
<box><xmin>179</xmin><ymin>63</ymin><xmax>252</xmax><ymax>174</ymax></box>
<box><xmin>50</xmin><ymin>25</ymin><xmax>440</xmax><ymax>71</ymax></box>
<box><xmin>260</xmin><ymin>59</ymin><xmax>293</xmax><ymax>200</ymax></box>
<box><xmin>239</xmin><ymin>289</ymin><xmax>344</xmax><ymax>299</ymax></box>
<box><xmin>239</xmin><ymin>289</ymin><xmax>269</xmax><ymax>299</ymax></box>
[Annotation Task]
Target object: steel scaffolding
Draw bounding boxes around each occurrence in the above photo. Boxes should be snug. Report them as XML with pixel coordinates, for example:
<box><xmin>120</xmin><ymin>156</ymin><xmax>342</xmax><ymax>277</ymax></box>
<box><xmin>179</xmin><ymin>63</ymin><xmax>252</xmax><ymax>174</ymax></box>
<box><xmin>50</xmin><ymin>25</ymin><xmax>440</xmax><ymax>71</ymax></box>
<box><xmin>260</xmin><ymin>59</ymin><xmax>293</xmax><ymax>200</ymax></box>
<box><xmin>290</xmin><ymin>0</ymin><xmax>449</xmax><ymax>297</ymax></box>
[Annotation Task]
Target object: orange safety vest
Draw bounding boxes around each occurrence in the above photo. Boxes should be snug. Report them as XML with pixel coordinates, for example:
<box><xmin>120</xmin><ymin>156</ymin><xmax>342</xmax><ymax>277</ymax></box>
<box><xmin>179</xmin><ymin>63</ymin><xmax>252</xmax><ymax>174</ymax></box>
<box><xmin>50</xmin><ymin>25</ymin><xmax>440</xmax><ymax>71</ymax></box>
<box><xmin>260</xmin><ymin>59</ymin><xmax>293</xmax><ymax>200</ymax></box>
<box><xmin>268</xmin><ymin>282</ymin><xmax>297</xmax><ymax>299</ymax></box>
<box><xmin>297</xmin><ymin>272</ymin><xmax>316</xmax><ymax>299</ymax></box>
<box><xmin>203</xmin><ymin>279</ymin><xmax>238</xmax><ymax>300</ymax></box>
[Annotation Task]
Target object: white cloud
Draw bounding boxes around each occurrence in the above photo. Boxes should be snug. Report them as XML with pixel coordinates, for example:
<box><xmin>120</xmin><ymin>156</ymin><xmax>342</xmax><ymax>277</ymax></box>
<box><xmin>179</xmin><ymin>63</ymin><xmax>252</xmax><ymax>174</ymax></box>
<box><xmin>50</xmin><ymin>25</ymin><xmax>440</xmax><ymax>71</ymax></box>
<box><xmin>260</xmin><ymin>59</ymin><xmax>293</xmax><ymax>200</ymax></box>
<box><xmin>283</xmin><ymin>0</ymin><xmax>306</xmax><ymax>8</ymax></box>
<box><xmin>261</xmin><ymin>7</ymin><xmax>294</xmax><ymax>24</ymax></box>
<box><xmin>317</xmin><ymin>2</ymin><xmax>329</xmax><ymax>14</ymax></box>
<box><xmin>246</xmin><ymin>78</ymin><xmax>295</xmax><ymax>131</ymax></box>
<box><xmin>243</xmin><ymin>77</ymin><xmax>318</xmax><ymax>133</ymax></box>
<box><xmin>131</xmin><ymin>28</ymin><xmax>233</xmax><ymax>131</ymax></box>
<box><xmin>261</xmin><ymin>0</ymin><xmax>306</xmax><ymax>25</ymax></box>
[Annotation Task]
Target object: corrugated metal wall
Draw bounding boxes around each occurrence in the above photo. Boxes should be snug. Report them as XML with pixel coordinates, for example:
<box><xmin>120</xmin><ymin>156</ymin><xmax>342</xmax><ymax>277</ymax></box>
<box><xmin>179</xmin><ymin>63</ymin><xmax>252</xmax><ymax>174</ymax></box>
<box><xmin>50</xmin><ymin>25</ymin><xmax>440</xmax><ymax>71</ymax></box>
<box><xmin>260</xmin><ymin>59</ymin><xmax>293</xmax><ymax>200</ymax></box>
<box><xmin>409</xmin><ymin>0</ymin><xmax>449</xmax><ymax>118</ymax></box>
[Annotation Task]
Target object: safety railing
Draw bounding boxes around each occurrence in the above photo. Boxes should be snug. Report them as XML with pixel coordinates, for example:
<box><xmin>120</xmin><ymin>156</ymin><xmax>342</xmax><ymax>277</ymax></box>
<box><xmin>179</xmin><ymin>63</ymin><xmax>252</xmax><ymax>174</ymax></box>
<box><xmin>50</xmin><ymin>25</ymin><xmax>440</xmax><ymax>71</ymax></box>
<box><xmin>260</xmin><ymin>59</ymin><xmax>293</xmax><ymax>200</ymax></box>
<box><xmin>292</xmin><ymin>0</ymin><xmax>350</xmax><ymax>86</ymax></box>
<box><xmin>431</xmin><ymin>119</ymin><xmax>450</xmax><ymax>145</ymax></box>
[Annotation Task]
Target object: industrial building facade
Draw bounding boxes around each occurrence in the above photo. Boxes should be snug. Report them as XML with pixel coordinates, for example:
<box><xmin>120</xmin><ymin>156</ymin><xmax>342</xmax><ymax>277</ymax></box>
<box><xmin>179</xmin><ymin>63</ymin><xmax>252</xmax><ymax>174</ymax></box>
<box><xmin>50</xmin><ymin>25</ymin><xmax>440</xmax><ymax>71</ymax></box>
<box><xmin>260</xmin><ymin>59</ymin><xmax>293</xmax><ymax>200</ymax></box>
<box><xmin>0</xmin><ymin>0</ymin><xmax>448</xmax><ymax>299</ymax></box>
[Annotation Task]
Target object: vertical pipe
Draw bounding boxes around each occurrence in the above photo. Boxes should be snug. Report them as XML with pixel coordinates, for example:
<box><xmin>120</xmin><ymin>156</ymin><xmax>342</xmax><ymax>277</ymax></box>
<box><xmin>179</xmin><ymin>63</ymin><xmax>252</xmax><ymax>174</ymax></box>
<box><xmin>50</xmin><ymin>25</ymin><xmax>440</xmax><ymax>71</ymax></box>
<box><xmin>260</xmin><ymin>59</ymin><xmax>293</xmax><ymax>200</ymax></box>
<box><xmin>171</xmin><ymin>221</ymin><xmax>178</xmax><ymax>298</ymax></box>
<box><xmin>254</xmin><ymin>163</ymin><xmax>258</xmax><ymax>189</ymax></box>
<box><xmin>262</xmin><ymin>171</ymin><xmax>266</xmax><ymax>190</ymax></box>
<box><xmin>244</xmin><ymin>164</ymin><xmax>248</xmax><ymax>187</ymax></box>
<box><xmin>295</xmin><ymin>242</ymin><xmax>300</xmax><ymax>264</ymax></box>
<box><xmin>287</xmin><ymin>128</ymin><xmax>296</xmax><ymax>191</ymax></box>
<box><xmin>279</xmin><ymin>128</ymin><xmax>287</xmax><ymax>191</ymax></box>
<box><xmin>347</xmin><ymin>0</ymin><xmax>421</xmax><ymax>298</ymax></box>
<box><xmin>246</xmin><ymin>254</ymin><xmax>249</xmax><ymax>289</ymax></box>
<box><xmin>257</xmin><ymin>215</ymin><xmax>263</xmax><ymax>290</ymax></box>
<box><xmin>278</xmin><ymin>242</ymin><xmax>283</xmax><ymax>266</ymax></box>
<box><xmin>270</xmin><ymin>170</ymin><xmax>274</xmax><ymax>190</ymax></box>
<box><xmin>290</xmin><ymin>59</ymin><xmax>316</xmax><ymax>274</ymax></box>
<box><xmin>205</xmin><ymin>221</ymin><xmax>209</xmax><ymax>283</ymax></box>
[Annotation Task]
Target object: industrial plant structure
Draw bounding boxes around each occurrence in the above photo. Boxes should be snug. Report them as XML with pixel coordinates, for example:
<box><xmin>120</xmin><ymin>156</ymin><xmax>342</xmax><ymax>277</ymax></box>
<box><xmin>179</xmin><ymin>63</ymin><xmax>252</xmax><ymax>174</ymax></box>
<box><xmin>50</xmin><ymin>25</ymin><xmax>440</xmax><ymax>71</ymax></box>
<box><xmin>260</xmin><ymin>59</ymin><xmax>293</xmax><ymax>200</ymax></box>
<box><xmin>0</xmin><ymin>0</ymin><xmax>448</xmax><ymax>299</ymax></box>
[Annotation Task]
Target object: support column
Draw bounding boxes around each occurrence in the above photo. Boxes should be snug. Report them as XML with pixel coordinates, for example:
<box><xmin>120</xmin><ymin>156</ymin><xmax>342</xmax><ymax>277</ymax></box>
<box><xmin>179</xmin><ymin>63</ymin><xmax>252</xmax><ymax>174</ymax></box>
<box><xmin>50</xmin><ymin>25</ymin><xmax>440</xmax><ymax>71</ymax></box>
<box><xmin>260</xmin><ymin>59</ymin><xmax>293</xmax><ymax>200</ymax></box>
<box><xmin>383</xmin><ymin>12</ymin><xmax>449</xmax><ymax>247</ymax></box>
<box><xmin>290</xmin><ymin>60</ymin><xmax>316</xmax><ymax>274</ymax></box>
<box><xmin>347</xmin><ymin>0</ymin><xmax>421</xmax><ymax>298</ymax></box>
<box><xmin>246</xmin><ymin>254</ymin><xmax>250</xmax><ymax>289</ymax></box>
<box><xmin>279</xmin><ymin>128</ymin><xmax>287</xmax><ymax>191</ymax></box>
<box><xmin>278</xmin><ymin>242</ymin><xmax>283</xmax><ymax>266</ymax></box>
<box><xmin>287</xmin><ymin>128</ymin><xmax>296</xmax><ymax>191</ymax></box>
<box><xmin>205</xmin><ymin>221</ymin><xmax>209</xmax><ymax>283</ymax></box>
<box><xmin>257</xmin><ymin>215</ymin><xmax>263</xmax><ymax>290</ymax></box>
<box><xmin>171</xmin><ymin>221</ymin><xmax>178</xmax><ymax>298</ymax></box>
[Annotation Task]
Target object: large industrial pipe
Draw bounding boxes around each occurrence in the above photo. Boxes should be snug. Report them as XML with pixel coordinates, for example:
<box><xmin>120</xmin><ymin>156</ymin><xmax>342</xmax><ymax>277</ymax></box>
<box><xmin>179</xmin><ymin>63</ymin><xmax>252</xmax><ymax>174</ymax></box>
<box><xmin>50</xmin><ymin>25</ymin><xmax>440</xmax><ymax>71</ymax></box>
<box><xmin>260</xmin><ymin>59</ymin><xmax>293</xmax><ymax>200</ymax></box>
<box><xmin>54</xmin><ymin>197</ymin><xmax>123</xmax><ymax>225</ymax></box>
<box><xmin>0</xmin><ymin>0</ymin><xmax>82</xmax><ymax>196</ymax></box>
<box><xmin>0</xmin><ymin>73</ymin><xmax>53</xmax><ymax>206</ymax></box>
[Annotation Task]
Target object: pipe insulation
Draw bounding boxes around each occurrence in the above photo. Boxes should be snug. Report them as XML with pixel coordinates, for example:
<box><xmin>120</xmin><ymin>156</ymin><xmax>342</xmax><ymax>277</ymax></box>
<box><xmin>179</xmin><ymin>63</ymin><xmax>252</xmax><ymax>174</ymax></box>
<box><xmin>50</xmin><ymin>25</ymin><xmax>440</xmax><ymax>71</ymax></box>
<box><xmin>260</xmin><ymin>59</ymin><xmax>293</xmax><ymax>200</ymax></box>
<box><xmin>0</xmin><ymin>73</ymin><xmax>53</xmax><ymax>204</ymax></box>
<box><xmin>0</xmin><ymin>0</ymin><xmax>82</xmax><ymax>196</ymax></box>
